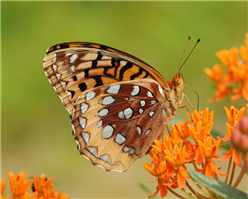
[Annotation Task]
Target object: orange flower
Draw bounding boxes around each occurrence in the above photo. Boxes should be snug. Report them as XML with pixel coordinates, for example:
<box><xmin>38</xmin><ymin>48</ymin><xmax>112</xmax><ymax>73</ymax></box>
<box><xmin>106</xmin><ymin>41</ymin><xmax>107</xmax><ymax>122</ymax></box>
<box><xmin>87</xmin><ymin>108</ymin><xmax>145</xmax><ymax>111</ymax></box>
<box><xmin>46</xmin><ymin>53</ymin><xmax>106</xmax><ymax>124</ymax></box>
<box><xmin>8</xmin><ymin>172</ymin><xmax>31</xmax><ymax>199</ymax></box>
<box><xmin>1</xmin><ymin>179</ymin><xmax>6</xmax><ymax>198</ymax></box>
<box><xmin>33</xmin><ymin>174</ymin><xmax>53</xmax><ymax>198</ymax></box>
<box><xmin>171</xmin><ymin>120</ymin><xmax>191</xmax><ymax>142</ymax></box>
<box><xmin>169</xmin><ymin>130</ymin><xmax>182</xmax><ymax>147</ymax></box>
<box><xmin>218</xmin><ymin>106</ymin><xmax>246</xmax><ymax>166</ymax></box>
<box><xmin>216</xmin><ymin>47</ymin><xmax>239</xmax><ymax>67</ymax></box>
<box><xmin>0</xmin><ymin>178</ymin><xmax>9</xmax><ymax>199</ymax></box>
<box><xmin>143</xmin><ymin>150</ymin><xmax>175</xmax><ymax>198</ymax></box>
<box><xmin>164</xmin><ymin>145</ymin><xmax>191</xmax><ymax>189</ymax></box>
<box><xmin>198</xmin><ymin>137</ymin><xmax>226</xmax><ymax>178</ymax></box>
<box><xmin>24</xmin><ymin>192</ymin><xmax>42</xmax><ymax>199</ymax></box>
<box><xmin>2</xmin><ymin>172</ymin><xmax>70</xmax><ymax>199</ymax></box>
<box><xmin>224</xmin><ymin>106</ymin><xmax>246</xmax><ymax>129</ymax></box>
<box><xmin>48</xmin><ymin>188</ymin><xmax>69</xmax><ymax>199</ymax></box>
<box><xmin>171</xmin><ymin>120</ymin><xmax>194</xmax><ymax>161</ymax></box>
<box><xmin>204</xmin><ymin>64</ymin><xmax>223</xmax><ymax>83</ymax></box>
<box><xmin>189</xmin><ymin>108</ymin><xmax>214</xmax><ymax>131</ymax></box>
<box><xmin>152</xmin><ymin>136</ymin><xmax>173</xmax><ymax>155</ymax></box>
<box><xmin>187</xmin><ymin>108</ymin><xmax>215</xmax><ymax>164</ymax></box>
<box><xmin>206</xmin><ymin>33</ymin><xmax>248</xmax><ymax>102</ymax></box>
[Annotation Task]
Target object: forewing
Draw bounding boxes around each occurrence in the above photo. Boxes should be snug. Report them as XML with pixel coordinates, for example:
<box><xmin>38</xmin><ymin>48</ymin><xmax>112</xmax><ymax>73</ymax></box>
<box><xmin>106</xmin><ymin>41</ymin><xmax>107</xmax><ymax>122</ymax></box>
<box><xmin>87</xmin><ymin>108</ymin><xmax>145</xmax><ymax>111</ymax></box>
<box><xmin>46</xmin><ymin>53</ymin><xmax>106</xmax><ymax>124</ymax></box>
<box><xmin>43</xmin><ymin>42</ymin><xmax>167</xmax><ymax>115</ymax></box>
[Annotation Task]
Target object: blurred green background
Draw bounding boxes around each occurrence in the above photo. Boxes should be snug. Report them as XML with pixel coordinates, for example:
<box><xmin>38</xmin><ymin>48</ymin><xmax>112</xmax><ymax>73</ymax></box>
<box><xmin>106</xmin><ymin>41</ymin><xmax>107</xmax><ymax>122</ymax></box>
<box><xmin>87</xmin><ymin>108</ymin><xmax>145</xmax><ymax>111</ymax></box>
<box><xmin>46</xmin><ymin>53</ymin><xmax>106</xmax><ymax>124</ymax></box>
<box><xmin>2</xmin><ymin>1</ymin><xmax>247</xmax><ymax>198</ymax></box>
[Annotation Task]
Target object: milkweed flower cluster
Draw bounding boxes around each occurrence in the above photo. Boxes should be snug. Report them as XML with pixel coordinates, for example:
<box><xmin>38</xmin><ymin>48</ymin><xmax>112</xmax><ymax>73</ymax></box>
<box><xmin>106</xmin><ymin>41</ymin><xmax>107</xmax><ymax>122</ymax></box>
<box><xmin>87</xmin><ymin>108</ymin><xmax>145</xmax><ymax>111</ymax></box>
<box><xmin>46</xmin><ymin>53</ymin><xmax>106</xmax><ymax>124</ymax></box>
<box><xmin>143</xmin><ymin>106</ymin><xmax>247</xmax><ymax>198</ymax></box>
<box><xmin>204</xmin><ymin>33</ymin><xmax>248</xmax><ymax>102</ymax></box>
<box><xmin>0</xmin><ymin>172</ymin><xmax>70</xmax><ymax>199</ymax></box>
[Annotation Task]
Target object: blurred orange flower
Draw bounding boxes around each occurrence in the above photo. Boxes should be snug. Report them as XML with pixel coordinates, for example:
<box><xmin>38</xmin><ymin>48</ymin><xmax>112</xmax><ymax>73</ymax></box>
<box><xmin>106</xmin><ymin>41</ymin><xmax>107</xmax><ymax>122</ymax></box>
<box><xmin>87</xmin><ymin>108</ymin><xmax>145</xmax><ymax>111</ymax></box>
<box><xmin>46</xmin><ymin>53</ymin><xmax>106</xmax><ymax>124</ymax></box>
<box><xmin>219</xmin><ymin>105</ymin><xmax>247</xmax><ymax>166</ymax></box>
<box><xmin>8</xmin><ymin>172</ymin><xmax>31</xmax><ymax>199</ymax></box>
<box><xmin>1</xmin><ymin>172</ymin><xmax>70</xmax><ymax>199</ymax></box>
<box><xmin>205</xmin><ymin>33</ymin><xmax>248</xmax><ymax>102</ymax></box>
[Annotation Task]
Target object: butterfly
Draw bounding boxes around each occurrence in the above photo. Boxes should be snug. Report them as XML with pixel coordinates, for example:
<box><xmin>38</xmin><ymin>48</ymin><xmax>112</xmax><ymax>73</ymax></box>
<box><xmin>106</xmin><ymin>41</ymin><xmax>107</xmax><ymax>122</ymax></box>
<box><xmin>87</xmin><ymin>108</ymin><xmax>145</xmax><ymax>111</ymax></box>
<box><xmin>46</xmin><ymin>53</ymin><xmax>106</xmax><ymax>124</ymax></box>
<box><xmin>43</xmin><ymin>42</ymin><xmax>185</xmax><ymax>172</ymax></box>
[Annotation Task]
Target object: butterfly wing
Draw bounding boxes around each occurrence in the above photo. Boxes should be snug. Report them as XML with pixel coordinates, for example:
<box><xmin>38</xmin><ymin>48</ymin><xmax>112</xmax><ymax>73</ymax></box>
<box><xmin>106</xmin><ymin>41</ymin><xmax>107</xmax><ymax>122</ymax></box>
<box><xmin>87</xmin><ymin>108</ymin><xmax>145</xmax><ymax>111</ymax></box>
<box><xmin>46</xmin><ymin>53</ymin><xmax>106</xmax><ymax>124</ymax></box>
<box><xmin>43</xmin><ymin>42</ymin><xmax>167</xmax><ymax>115</ymax></box>
<box><xmin>72</xmin><ymin>79</ymin><xmax>167</xmax><ymax>171</ymax></box>
<box><xmin>43</xmin><ymin>42</ymin><xmax>169</xmax><ymax>171</ymax></box>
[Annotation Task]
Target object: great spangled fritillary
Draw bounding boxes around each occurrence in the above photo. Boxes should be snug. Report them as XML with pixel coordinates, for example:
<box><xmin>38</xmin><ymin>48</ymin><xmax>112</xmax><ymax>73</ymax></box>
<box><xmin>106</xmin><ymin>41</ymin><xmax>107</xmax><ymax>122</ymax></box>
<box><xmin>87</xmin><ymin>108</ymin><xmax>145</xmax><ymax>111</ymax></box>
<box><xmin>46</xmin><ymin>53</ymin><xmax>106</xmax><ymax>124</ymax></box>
<box><xmin>43</xmin><ymin>42</ymin><xmax>185</xmax><ymax>172</ymax></box>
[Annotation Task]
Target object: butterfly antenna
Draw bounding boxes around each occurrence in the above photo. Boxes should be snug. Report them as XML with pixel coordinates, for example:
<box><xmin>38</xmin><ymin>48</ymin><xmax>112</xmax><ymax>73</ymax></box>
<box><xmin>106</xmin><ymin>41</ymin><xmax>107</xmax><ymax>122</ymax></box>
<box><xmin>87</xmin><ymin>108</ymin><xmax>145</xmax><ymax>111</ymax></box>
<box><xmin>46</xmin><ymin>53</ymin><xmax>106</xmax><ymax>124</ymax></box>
<box><xmin>185</xmin><ymin>84</ymin><xmax>200</xmax><ymax>111</ymax></box>
<box><xmin>176</xmin><ymin>36</ymin><xmax>191</xmax><ymax>76</ymax></box>
<box><xmin>176</xmin><ymin>38</ymin><xmax>201</xmax><ymax>76</ymax></box>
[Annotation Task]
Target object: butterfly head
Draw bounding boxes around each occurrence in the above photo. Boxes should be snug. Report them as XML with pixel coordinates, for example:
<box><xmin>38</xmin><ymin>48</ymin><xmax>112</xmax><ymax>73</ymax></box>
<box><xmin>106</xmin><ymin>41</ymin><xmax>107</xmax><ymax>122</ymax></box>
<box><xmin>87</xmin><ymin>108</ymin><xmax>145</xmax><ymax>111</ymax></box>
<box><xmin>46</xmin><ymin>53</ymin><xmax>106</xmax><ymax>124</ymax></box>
<box><xmin>172</xmin><ymin>72</ymin><xmax>184</xmax><ymax>100</ymax></box>
<box><xmin>172</xmin><ymin>73</ymin><xmax>184</xmax><ymax>88</ymax></box>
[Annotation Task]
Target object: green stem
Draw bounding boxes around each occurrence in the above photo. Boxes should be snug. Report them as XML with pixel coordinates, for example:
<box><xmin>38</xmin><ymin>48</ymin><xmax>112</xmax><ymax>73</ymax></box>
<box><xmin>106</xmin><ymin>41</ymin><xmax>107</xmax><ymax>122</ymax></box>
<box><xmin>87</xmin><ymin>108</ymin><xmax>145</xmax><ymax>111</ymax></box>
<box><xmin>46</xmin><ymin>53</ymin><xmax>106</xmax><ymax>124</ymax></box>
<box><xmin>225</xmin><ymin>156</ymin><xmax>232</xmax><ymax>183</ymax></box>
<box><xmin>168</xmin><ymin>187</ymin><xmax>187</xmax><ymax>199</ymax></box>
<box><xmin>232</xmin><ymin>160</ymin><xmax>246</xmax><ymax>188</ymax></box>
<box><xmin>186</xmin><ymin>181</ymin><xmax>210</xmax><ymax>199</ymax></box>
<box><xmin>228</xmin><ymin>162</ymin><xmax>236</xmax><ymax>185</ymax></box>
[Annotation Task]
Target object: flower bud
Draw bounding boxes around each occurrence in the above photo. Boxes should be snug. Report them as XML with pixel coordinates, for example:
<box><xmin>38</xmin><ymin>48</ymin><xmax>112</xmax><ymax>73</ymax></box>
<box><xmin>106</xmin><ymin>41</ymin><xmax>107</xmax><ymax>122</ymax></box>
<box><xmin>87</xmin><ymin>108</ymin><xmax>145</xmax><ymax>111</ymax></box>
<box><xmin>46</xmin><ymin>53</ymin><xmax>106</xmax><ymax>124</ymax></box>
<box><xmin>231</xmin><ymin>117</ymin><xmax>248</xmax><ymax>156</ymax></box>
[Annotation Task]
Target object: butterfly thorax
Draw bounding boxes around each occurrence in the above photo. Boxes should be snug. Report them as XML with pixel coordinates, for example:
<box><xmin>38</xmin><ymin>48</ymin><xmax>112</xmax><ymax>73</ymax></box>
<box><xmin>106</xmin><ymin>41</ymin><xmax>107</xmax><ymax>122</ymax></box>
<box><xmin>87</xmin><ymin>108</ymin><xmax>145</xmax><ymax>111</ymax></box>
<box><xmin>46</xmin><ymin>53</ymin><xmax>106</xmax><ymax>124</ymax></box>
<box><xmin>162</xmin><ymin>73</ymin><xmax>184</xmax><ymax>119</ymax></box>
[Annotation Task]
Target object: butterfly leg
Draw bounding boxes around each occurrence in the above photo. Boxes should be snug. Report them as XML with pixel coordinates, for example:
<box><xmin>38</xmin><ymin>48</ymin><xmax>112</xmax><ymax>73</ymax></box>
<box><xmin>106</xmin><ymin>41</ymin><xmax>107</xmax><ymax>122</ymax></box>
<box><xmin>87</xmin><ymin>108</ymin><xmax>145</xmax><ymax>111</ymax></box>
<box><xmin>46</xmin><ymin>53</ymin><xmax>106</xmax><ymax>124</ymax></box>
<box><xmin>179</xmin><ymin>93</ymin><xmax>196</xmax><ymax>110</ymax></box>
<box><xmin>179</xmin><ymin>93</ymin><xmax>196</xmax><ymax>122</ymax></box>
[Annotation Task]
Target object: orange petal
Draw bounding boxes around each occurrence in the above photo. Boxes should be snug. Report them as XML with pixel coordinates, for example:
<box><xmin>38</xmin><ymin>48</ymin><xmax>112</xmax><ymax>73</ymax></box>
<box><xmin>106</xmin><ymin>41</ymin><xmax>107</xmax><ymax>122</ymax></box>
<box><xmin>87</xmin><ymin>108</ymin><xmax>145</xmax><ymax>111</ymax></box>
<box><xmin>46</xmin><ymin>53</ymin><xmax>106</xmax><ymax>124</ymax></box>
<box><xmin>177</xmin><ymin>169</ymin><xmax>186</xmax><ymax>189</ymax></box>
<box><xmin>158</xmin><ymin>179</ymin><xmax>168</xmax><ymax>197</ymax></box>
<box><xmin>148</xmin><ymin>186</ymin><xmax>159</xmax><ymax>198</ymax></box>
<box><xmin>233</xmin><ymin>149</ymin><xmax>241</xmax><ymax>166</ymax></box>
<box><xmin>237</xmin><ymin>107</ymin><xmax>246</xmax><ymax>122</ymax></box>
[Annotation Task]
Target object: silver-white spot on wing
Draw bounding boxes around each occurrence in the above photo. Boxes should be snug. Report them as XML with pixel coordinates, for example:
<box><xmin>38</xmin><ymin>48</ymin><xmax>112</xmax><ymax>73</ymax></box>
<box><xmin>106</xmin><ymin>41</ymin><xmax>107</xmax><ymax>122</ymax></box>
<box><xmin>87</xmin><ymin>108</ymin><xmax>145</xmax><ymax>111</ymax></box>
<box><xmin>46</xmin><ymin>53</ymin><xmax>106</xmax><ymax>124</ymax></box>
<box><xmin>75</xmin><ymin>140</ymin><xmax>80</xmax><ymax>151</ymax></box>
<box><xmin>69</xmin><ymin>54</ymin><xmax>78</xmax><ymax>63</ymax></box>
<box><xmin>81</xmin><ymin>132</ymin><xmax>90</xmax><ymax>144</ymax></box>
<box><xmin>148</xmin><ymin>111</ymin><xmax>155</xmax><ymax>117</ymax></box>
<box><xmin>138</xmin><ymin>108</ymin><xmax>144</xmax><ymax>114</ymax></box>
<box><xmin>102</xmin><ymin>125</ymin><xmax>114</xmax><ymax>139</ymax></box>
<box><xmin>145</xmin><ymin>129</ymin><xmax>151</xmax><ymax>135</ymax></box>
<box><xmin>124</xmin><ymin>108</ymin><xmax>133</xmax><ymax>119</ymax></box>
<box><xmin>107</xmin><ymin>85</ymin><xmax>121</xmax><ymax>94</ymax></box>
<box><xmin>123</xmin><ymin>146</ymin><xmax>135</xmax><ymax>155</ymax></box>
<box><xmin>140</xmin><ymin>100</ymin><xmax>146</xmax><ymax>107</ymax></box>
<box><xmin>52</xmin><ymin>64</ymin><xmax>57</xmax><ymax>71</ymax></box>
<box><xmin>65</xmin><ymin>53</ymin><xmax>72</xmax><ymax>56</ymax></box>
<box><xmin>113</xmin><ymin>162</ymin><xmax>121</xmax><ymax>167</ymax></box>
<box><xmin>131</xmin><ymin>85</ymin><xmax>140</xmax><ymax>96</ymax></box>
<box><xmin>158</xmin><ymin>84</ymin><xmax>165</xmax><ymax>97</ymax></box>
<box><xmin>150</xmin><ymin>100</ymin><xmax>157</xmax><ymax>105</ymax></box>
<box><xmin>115</xmin><ymin>133</ymin><xmax>126</xmax><ymax>145</ymax></box>
<box><xmin>147</xmin><ymin>91</ymin><xmax>153</xmax><ymax>98</ymax></box>
<box><xmin>61</xmin><ymin>81</ymin><xmax>66</xmax><ymax>88</ymax></box>
<box><xmin>100</xmin><ymin>155</ymin><xmax>112</xmax><ymax>164</ymax></box>
<box><xmin>86</xmin><ymin>147</ymin><xmax>97</xmax><ymax>157</ymax></box>
<box><xmin>96</xmin><ymin>120</ymin><xmax>103</xmax><ymax>128</ymax></box>
<box><xmin>118</xmin><ymin>111</ymin><xmax>124</xmax><ymax>119</ymax></box>
<box><xmin>70</xmin><ymin>65</ymin><xmax>75</xmax><ymax>72</ymax></box>
<box><xmin>56</xmin><ymin>73</ymin><xmax>61</xmax><ymax>80</ymax></box>
<box><xmin>102</xmin><ymin>96</ymin><xmax>116</xmax><ymax>105</ymax></box>
<box><xmin>86</xmin><ymin>91</ymin><xmax>96</xmax><ymax>101</ymax></box>
<box><xmin>53</xmin><ymin>53</ymin><xmax>56</xmax><ymax>63</ymax></box>
<box><xmin>163</xmin><ymin>109</ymin><xmax>166</xmax><ymax>117</ymax></box>
<box><xmin>98</xmin><ymin>109</ymin><xmax>109</xmax><ymax>117</ymax></box>
<box><xmin>80</xmin><ymin>103</ymin><xmax>88</xmax><ymax>114</ymax></box>
<box><xmin>79</xmin><ymin>117</ymin><xmax>86</xmax><ymax>129</ymax></box>
<box><xmin>136</xmin><ymin>126</ymin><xmax>142</xmax><ymax>135</ymax></box>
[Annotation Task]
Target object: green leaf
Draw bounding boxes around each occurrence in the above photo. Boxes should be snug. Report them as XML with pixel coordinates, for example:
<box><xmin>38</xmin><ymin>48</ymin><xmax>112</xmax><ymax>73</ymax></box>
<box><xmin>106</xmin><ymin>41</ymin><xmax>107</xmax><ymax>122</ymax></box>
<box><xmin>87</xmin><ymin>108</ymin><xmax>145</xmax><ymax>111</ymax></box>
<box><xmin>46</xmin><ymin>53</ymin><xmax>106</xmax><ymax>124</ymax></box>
<box><xmin>210</xmin><ymin>129</ymin><xmax>231</xmax><ymax>151</ymax></box>
<box><xmin>139</xmin><ymin>183</ymin><xmax>159</xmax><ymax>199</ymax></box>
<box><xmin>188</xmin><ymin>170</ymin><xmax>248</xmax><ymax>199</ymax></box>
